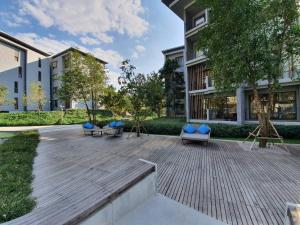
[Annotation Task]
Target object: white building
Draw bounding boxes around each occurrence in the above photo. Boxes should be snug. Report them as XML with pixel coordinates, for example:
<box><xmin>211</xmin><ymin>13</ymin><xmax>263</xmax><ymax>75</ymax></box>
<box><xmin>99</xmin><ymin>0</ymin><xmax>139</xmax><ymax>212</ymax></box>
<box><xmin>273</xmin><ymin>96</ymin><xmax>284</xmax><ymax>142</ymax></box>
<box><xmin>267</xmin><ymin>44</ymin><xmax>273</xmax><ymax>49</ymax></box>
<box><xmin>0</xmin><ymin>32</ymin><xmax>107</xmax><ymax>112</ymax></box>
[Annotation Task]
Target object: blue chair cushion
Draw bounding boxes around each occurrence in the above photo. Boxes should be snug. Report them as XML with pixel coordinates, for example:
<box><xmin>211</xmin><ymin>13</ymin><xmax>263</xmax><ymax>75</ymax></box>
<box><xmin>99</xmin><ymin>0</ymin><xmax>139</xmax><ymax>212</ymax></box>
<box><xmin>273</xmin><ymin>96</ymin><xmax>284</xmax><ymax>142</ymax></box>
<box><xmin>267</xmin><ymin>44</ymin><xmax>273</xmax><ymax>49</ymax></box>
<box><xmin>109</xmin><ymin>121</ymin><xmax>117</xmax><ymax>128</ymax></box>
<box><xmin>183</xmin><ymin>124</ymin><xmax>196</xmax><ymax>134</ymax></box>
<box><xmin>197</xmin><ymin>124</ymin><xmax>210</xmax><ymax>134</ymax></box>
<box><xmin>115</xmin><ymin>121</ymin><xmax>125</xmax><ymax>127</ymax></box>
<box><xmin>83</xmin><ymin>122</ymin><xmax>94</xmax><ymax>129</ymax></box>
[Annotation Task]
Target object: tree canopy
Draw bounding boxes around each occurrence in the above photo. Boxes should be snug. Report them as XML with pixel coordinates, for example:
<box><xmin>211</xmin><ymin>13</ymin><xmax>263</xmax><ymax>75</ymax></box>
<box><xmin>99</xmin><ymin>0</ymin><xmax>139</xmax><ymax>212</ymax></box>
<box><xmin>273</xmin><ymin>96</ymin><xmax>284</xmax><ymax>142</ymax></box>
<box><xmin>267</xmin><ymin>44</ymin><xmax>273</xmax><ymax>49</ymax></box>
<box><xmin>100</xmin><ymin>85</ymin><xmax>130</xmax><ymax>117</ymax></box>
<box><xmin>59</xmin><ymin>51</ymin><xmax>107</xmax><ymax>123</ymax></box>
<box><xmin>28</xmin><ymin>81</ymin><xmax>46</xmax><ymax>111</ymax></box>
<box><xmin>0</xmin><ymin>85</ymin><xmax>9</xmax><ymax>110</ymax></box>
<box><xmin>196</xmin><ymin>0</ymin><xmax>300</xmax><ymax>147</ymax></box>
<box><xmin>144</xmin><ymin>72</ymin><xmax>165</xmax><ymax>118</ymax></box>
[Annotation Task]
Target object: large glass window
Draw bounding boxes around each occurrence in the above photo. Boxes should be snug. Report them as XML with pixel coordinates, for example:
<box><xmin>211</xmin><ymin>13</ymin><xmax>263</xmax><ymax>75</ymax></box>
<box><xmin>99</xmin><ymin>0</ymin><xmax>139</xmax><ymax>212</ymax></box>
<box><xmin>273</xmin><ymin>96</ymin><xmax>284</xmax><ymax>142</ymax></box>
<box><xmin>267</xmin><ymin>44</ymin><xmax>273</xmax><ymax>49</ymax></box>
<box><xmin>249</xmin><ymin>91</ymin><xmax>297</xmax><ymax>120</ymax></box>
<box><xmin>205</xmin><ymin>96</ymin><xmax>237</xmax><ymax>121</ymax></box>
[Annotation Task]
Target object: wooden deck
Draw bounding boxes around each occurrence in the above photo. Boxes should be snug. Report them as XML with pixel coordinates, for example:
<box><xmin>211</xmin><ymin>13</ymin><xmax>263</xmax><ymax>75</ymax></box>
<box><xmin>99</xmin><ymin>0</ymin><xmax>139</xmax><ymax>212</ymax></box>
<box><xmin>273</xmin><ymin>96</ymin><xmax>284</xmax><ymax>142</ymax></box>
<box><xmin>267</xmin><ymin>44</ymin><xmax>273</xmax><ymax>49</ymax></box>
<box><xmin>8</xmin><ymin>127</ymin><xmax>300</xmax><ymax>225</ymax></box>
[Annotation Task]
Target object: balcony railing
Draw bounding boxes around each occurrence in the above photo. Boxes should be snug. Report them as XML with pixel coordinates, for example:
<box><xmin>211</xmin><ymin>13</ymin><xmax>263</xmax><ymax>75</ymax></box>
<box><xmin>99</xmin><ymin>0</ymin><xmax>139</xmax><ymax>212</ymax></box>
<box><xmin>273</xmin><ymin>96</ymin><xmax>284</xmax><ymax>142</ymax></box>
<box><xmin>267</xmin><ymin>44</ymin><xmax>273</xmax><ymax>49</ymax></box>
<box><xmin>186</xmin><ymin>49</ymin><xmax>205</xmax><ymax>62</ymax></box>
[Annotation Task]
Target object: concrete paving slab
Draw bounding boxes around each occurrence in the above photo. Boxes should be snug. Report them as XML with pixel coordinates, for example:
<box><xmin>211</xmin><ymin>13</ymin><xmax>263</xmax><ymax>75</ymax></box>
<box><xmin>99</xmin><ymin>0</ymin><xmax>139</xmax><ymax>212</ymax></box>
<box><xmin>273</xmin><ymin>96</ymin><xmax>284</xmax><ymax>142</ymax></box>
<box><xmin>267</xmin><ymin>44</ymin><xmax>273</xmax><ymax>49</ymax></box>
<box><xmin>116</xmin><ymin>194</ymin><xmax>228</xmax><ymax>225</ymax></box>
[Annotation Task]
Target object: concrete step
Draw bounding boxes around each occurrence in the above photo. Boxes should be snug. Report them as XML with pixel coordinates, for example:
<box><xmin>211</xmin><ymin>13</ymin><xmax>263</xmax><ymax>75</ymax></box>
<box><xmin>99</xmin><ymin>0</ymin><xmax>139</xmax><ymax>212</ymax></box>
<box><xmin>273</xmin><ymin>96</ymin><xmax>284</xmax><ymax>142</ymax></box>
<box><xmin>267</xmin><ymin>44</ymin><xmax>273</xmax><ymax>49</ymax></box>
<box><xmin>116</xmin><ymin>194</ymin><xmax>228</xmax><ymax>225</ymax></box>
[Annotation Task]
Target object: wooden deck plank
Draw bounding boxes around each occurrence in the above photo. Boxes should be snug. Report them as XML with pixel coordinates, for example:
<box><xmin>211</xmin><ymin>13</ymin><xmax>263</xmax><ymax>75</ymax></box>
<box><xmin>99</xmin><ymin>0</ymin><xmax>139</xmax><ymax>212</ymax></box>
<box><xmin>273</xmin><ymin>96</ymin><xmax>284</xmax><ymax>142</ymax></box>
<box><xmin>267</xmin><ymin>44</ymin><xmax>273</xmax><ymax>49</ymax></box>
<box><xmin>4</xmin><ymin>129</ymin><xmax>300</xmax><ymax>225</ymax></box>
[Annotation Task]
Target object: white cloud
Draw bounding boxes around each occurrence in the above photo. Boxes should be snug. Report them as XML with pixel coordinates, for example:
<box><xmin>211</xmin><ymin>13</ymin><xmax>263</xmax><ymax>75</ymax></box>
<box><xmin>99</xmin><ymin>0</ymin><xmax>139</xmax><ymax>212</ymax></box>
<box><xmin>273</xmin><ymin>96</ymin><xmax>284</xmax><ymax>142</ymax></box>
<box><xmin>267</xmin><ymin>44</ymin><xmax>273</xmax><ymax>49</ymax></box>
<box><xmin>132</xmin><ymin>44</ymin><xmax>146</xmax><ymax>59</ymax></box>
<box><xmin>80</xmin><ymin>36</ymin><xmax>101</xmax><ymax>45</ymax></box>
<box><xmin>107</xmin><ymin>70</ymin><xmax>121</xmax><ymax>89</ymax></box>
<box><xmin>93</xmin><ymin>48</ymin><xmax>123</xmax><ymax>69</ymax></box>
<box><xmin>0</xmin><ymin>13</ymin><xmax>30</xmax><ymax>27</ymax></box>
<box><xmin>18</xmin><ymin>0</ymin><xmax>149</xmax><ymax>43</ymax></box>
<box><xmin>15</xmin><ymin>33</ymin><xmax>124</xmax><ymax>69</ymax></box>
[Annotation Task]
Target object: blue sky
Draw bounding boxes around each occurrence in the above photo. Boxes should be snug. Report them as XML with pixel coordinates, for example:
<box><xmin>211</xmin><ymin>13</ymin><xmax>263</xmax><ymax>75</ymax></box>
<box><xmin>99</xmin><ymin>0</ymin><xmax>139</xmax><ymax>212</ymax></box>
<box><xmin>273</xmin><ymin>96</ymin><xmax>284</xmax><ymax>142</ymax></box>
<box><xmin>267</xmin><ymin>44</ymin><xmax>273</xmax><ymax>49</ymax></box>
<box><xmin>0</xmin><ymin>0</ymin><xmax>183</xmax><ymax>87</ymax></box>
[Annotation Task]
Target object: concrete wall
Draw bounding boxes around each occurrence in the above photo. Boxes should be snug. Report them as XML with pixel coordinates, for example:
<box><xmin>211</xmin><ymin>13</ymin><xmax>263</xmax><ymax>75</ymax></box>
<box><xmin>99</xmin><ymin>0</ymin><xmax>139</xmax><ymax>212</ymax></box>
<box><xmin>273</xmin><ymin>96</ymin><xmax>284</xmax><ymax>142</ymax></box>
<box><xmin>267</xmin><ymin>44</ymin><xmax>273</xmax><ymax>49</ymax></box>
<box><xmin>0</xmin><ymin>41</ymin><xmax>25</xmax><ymax>111</ymax></box>
<box><xmin>0</xmin><ymin>36</ymin><xmax>51</xmax><ymax>112</ymax></box>
<box><xmin>79</xmin><ymin>172</ymin><xmax>156</xmax><ymax>225</ymax></box>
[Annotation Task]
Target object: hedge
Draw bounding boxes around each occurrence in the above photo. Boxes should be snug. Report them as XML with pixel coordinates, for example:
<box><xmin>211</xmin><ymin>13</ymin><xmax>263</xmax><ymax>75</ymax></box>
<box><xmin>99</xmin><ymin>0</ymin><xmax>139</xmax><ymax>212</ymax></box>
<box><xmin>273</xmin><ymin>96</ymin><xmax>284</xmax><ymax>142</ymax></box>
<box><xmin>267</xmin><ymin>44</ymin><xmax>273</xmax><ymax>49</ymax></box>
<box><xmin>97</xmin><ymin>117</ymin><xmax>300</xmax><ymax>140</ymax></box>
<box><xmin>0</xmin><ymin>109</ymin><xmax>112</xmax><ymax>126</ymax></box>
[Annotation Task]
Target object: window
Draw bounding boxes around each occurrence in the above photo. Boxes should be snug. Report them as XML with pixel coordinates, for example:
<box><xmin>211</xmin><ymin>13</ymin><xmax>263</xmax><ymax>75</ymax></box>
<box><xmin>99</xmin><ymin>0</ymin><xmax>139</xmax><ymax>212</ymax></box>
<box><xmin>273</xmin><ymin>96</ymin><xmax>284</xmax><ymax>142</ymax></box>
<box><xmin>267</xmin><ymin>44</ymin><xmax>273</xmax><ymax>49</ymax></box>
<box><xmin>192</xmin><ymin>42</ymin><xmax>203</xmax><ymax>59</ymax></box>
<box><xmin>249</xmin><ymin>91</ymin><xmax>297</xmax><ymax>120</ymax></box>
<box><xmin>14</xmin><ymin>98</ymin><xmax>19</xmax><ymax>110</ymax></box>
<box><xmin>52</xmin><ymin>61</ymin><xmax>57</xmax><ymax>69</ymax></box>
<box><xmin>38</xmin><ymin>71</ymin><xmax>42</xmax><ymax>81</ymax></box>
<box><xmin>14</xmin><ymin>81</ymin><xmax>18</xmax><ymax>93</ymax></box>
<box><xmin>194</xmin><ymin>13</ymin><xmax>206</xmax><ymax>27</ymax></box>
<box><xmin>14</xmin><ymin>51</ymin><xmax>19</xmax><ymax>61</ymax></box>
<box><xmin>18</xmin><ymin>66</ymin><xmax>22</xmax><ymax>78</ymax></box>
<box><xmin>207</xmin><ymin>76</ymin><xmax>214</xmax><ymax>88</ymax></box>
<box><xmin>206</xmin><ymin>96</ymin><xmax>237</xmax><ymax>121</ymax></box>
<box><xmin>38</xmin><ymin>58</ymin><xmax>42</xmax><ymax>68</ymax></box>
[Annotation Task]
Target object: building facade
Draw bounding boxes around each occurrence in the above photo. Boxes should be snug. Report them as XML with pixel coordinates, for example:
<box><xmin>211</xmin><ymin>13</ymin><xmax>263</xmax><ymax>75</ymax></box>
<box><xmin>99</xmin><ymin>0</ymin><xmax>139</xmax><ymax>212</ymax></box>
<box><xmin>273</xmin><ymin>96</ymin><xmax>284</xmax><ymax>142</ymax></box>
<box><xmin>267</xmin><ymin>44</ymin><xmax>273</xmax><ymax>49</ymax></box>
<box><xmin>162</xmin><ymin>0</ymin><xmax>300</xmax><ymax>125</ymax></box>
<box><xmin>162</xmin><ymin>46</ymin><xmax>185</xmax><ymax>117</ymax></box>
<box><xmin>0</xmin><ymin>32</ymin><xmax>107</xmax><ymax>112</ymax></box>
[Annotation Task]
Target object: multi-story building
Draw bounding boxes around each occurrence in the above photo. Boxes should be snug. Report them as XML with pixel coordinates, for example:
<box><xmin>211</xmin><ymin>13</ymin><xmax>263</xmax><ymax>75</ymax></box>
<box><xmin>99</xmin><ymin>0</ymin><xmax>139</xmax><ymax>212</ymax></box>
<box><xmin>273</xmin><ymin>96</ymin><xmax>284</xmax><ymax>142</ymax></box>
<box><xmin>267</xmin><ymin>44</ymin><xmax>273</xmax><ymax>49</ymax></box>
<box><xmin>162</xmin><ymin>0</ymin><xmax>300</xmax><ymax>125</ymax></box>
<box><xmin>0</xmin><ymin>32</ymin><xmax>107</xmax><ymax>112</ymax></box>
<box><xmin>50</xmin><ymin>47</ymin><xmax>107</xmax><ymax>110</ymax></box>
<box><xmin>162</xmin><ymin>46</ymin><xmax>185</xmax><ymax>117</ymax></box>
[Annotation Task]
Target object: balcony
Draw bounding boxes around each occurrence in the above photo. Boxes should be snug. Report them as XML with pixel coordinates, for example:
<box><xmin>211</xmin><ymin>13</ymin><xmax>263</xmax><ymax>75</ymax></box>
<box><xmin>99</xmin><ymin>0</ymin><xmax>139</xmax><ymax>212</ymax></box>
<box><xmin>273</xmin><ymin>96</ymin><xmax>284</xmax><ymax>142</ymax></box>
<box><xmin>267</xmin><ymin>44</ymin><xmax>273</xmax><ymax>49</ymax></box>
<box><xmin>186</xmin><ymin>48</ymin><xmax>206</xmax><ymax>64</ymax></box>
<box><xmin>185</xmin><ymin>4</ymin><xmax>208</xmax><ymax>33</ymax></box>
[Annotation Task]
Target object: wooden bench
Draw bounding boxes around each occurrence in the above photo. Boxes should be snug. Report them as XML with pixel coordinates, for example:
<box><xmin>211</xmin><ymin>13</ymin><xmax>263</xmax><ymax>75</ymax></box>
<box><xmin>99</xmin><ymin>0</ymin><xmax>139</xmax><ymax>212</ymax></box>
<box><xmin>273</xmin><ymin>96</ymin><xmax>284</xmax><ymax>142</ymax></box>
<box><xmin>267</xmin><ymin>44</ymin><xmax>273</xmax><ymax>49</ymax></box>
<box><xmin>3</xmin><ymin>160</ymin><xmax>156</xmax><ymax>225</ymax></box>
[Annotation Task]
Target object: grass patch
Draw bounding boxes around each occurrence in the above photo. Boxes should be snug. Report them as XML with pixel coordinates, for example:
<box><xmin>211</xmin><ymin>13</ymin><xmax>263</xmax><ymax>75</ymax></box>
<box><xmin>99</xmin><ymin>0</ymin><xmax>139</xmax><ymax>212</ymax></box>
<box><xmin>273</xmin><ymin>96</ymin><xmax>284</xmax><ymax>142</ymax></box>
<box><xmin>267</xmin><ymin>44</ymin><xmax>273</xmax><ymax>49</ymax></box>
<box><xmin>0</xmin><ymin>131</ymin><xmax>39</xmax><ymax>223</ymax></box>
<box><xmin>0</xmin><ymin>132</ymin><xmax>15</xmax><ymax>139</ymax></box>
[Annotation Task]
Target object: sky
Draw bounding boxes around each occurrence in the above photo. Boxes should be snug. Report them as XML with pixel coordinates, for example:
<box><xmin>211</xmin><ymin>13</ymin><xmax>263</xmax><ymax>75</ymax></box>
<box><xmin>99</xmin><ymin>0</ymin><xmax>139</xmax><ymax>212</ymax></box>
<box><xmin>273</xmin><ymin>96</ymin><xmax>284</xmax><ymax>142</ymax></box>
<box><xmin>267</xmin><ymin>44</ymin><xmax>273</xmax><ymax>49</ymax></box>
<box><xmin>0</xmin><ymin>0</ymin><xmax>184</xmax><ymax>88</ymax></box>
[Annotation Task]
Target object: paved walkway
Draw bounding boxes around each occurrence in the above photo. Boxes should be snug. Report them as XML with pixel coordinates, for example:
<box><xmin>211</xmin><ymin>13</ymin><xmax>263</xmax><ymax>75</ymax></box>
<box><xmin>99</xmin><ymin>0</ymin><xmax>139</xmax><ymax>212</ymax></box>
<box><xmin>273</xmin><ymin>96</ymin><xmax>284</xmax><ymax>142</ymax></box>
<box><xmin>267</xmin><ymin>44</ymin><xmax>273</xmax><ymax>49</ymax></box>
<box><xmin>3</xmin><ymin>126</ymin><xmax>300</xmax><ymax>225</ymax></box>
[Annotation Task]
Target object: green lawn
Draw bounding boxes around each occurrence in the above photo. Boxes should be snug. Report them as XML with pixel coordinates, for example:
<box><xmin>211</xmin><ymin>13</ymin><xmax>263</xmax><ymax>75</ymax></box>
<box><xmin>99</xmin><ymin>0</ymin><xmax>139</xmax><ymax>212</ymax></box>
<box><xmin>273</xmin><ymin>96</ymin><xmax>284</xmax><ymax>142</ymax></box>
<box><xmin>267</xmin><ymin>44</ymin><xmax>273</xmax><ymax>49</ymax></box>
<box><xmin>0</xmin><ymin>131</ymin><xmax>39</xmax><ymax>223</ymax></box>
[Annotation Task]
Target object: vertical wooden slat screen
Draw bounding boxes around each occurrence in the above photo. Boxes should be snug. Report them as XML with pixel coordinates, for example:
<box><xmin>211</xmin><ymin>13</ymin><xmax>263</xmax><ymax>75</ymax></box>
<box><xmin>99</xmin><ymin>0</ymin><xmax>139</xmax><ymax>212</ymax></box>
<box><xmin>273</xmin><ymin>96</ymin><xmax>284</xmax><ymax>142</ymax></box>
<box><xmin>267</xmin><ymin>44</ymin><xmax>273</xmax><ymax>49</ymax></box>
<box><xmin>188</xmin><ymin>63</ymin><xmax>210</xmax><ymax>91</ymax></box>
<box><xmin>189</xmin><ymin>93</ymin><xmax>205</xmax><ymax>120</ymax></box>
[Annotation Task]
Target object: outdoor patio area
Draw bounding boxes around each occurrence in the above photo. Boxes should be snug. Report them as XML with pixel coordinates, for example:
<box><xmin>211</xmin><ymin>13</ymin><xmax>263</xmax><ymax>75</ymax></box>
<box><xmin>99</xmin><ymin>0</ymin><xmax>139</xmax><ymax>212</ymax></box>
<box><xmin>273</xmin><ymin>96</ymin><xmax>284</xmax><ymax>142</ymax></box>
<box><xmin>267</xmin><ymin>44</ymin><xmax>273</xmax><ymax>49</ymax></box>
<box><xmin>28</xmin><ymin>127</ymin><xmax>300</xmax><ymax>225</ymax></box>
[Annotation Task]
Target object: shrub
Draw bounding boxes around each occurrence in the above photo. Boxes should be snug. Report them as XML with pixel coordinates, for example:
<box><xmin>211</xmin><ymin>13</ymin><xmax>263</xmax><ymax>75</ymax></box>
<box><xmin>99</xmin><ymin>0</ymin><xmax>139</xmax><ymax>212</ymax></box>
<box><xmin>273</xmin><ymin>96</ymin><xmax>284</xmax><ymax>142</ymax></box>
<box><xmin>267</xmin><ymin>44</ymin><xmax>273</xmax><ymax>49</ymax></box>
<box><xmin>97</xmin><ymin>117</ymin><xmax>300</xmax><ymax>139</ymax></box>
<box><xmin>0</xmin><ymin>109</ymin><xmax>112</xmax><ymax>126</ymax></box>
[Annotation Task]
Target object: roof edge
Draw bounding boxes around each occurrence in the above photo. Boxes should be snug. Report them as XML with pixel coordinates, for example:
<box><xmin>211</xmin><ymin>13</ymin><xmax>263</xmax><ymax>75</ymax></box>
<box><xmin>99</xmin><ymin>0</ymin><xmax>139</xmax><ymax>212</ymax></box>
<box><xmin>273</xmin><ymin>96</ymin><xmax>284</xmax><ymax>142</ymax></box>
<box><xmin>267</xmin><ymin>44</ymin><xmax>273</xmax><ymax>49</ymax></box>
<box><xmin>52</xmin><ymin>47</ymin><xmax>107</xmax><ymax>64</ymax></box>
<box><xmin>162</xmin><ymin>45</ymin><xmax>185</xmax><ymax>55</ymax></box>
<box><xmin>0</xmin><ymin>31</ymin><xmax>51</xmax><ymax>57</ymax></box>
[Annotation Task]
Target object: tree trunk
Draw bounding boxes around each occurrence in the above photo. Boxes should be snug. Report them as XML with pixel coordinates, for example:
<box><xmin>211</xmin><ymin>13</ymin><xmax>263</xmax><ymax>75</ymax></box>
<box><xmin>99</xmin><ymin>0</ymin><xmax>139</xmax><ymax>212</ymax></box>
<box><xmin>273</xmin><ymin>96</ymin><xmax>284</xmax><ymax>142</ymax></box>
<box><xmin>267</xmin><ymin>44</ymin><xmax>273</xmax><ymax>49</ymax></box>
<box><xmin>136</xmin><ymin>120</ymin><xmax>141</xmax><ymax>137</ymax></box>
<box><xmin>253</xmin><ymin>88</ymin><xmax>271</xmax><ymax>148</ymax></box>
<box><xmin>83</xmin><ymin>99</ymin><xmax>92</xmax><ymax>123</ymax></box>
<box><xmin>157</xmin><ymin>105</ymin><xmax>161</xmax><ymax>118</ymax></box>
<box><xmin>92</xmin><ymin>96</ymin><xmax>97</xmax><ymax>125</ymax></box>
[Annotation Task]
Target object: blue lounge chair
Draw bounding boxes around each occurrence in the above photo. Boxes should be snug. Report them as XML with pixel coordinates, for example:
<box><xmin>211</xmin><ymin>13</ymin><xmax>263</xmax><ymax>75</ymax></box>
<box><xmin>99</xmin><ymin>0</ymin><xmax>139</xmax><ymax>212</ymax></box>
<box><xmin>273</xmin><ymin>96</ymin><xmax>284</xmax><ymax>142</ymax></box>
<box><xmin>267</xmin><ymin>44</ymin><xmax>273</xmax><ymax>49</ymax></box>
<box><xmin>180</xmin><ymin>124</ymin><xmax>211</xmax><ymax>144</ymax></box>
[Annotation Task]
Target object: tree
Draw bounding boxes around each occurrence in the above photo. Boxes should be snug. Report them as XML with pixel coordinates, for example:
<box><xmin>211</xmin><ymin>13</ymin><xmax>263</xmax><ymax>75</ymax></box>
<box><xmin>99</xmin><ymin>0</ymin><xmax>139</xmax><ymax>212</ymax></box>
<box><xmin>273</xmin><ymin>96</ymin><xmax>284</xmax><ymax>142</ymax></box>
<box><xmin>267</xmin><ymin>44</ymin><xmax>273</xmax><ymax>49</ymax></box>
<box><xmin>100</xmin><ymin>85</ymin><xmax>130</xmax><ymax>117</ymax></box>
<box><xmin>0</xmin><ymin>85</ymin><xmax>9</xmax><ymax>110</ymax></box>
<box><xmin>118</xmin><ymin>60</ymin><xmax>149</xmax><ymax>137</ymax></box>
<box><xmin>197</xmin><ymin>0</ymin><xmax>300</xmax><ymax>147</ymax></box>
<box><xmin>59</xmin><ymin>51</ymin><xmax>107</xmax><ymax>124</ymax></box>
<box><xmin>28</xmin><ymin>81</ymin><xmax>46</xmax><ymax>111</ymax></box>
<box><xmin>144</xmin><ymin>72</ymin><xmax>165</xmax><ymax>118</ymax></box>
<box><xmin>159</xmin><ymin>59</ymin><xmax>180</xmax><ymax>117</ymax></box>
